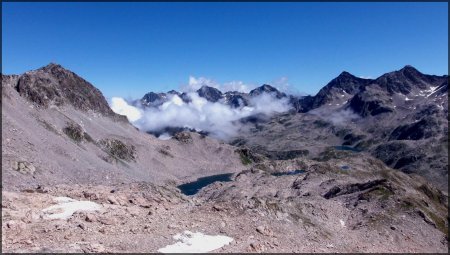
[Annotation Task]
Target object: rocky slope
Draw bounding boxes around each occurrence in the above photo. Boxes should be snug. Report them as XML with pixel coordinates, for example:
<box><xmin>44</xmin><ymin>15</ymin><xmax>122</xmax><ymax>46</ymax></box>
<box><xmin>2</xmin><ymin>63</ymin><xmax>246</xmax><ymax>191</ymax></box>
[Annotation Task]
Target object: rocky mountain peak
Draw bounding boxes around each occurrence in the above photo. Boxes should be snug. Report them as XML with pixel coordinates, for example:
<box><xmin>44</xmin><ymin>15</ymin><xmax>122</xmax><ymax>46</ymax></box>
<box><xmin>167</xmin><ymin>90</ymin><xmax>180</xmax><ymax>95</ymax></box>
<box><xmin>375</xmin><ymin>65</ymin><xmax>439</xmax><ymax>94</ymax></box>
<box><xmin>196</xmin><ymin>85</ymin><xmax>223</xmax><ymax>102</ymax></box>
<box><xmin>142</xmin><ymin>92</ymin><xmax>165</xmax><ymax>103</ymax></box>
<box><xmin>14</xmin><ymin>63</ymin><xmax>126</xmax><ymax>121</ymax></box>
<box><xmin>249</xmin><ymin>84</ymin><xmax>285</xmax><ymax>99</ymax></box>
<box><xmin>39</xmin><ymin>62</ymin><xmax>63</xmax><ymax>70</ymax></box>
<box><xmin>304</xmin><ymin>71</ymin><xmax>369</xmax><ymax>110</ymax></box>
<box><xmin>250</xmin><ymin>84</ymin><xmax>277</xmax><ymax>93</ymax></box>
<box><xmin>337</xmin><ymin>71</ymin><xmax>355</xmax><ymax>79</ymax></box>
<box><xmin>333</xmin><ymin>71</ymin><xmax>369</xmax><ymax>84</ymax></box>
<box><xmin>400</xmin><ymin>64</ymin><xmax>420</xmax><ymax>73</ymax></box>
<box><xmin>33</xmin><ymin>63</ymin><xmax>75</xmax><ymax>78</ymax></box>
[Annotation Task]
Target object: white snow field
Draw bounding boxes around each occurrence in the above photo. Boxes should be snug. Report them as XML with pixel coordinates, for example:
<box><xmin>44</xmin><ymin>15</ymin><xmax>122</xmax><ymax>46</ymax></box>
<box><xmin>42</xmin><ymin>196</ymin><xmax>102</xmax><ymax>220</ymax></box>
<box><xmin>158</xmin><ymin>230</ymin><xmax>233</xmax><ymax>253</ymax></box>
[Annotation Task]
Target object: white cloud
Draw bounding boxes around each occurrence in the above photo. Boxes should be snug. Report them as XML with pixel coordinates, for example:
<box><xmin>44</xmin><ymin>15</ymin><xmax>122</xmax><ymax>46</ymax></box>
<box><xmin>270</xmin><ymin>76</ymin><xmax>308</xmax><ymax>96</ymax></box>
<box><xmin>110</xmin><ymin>97</ymin><xmax>143</xmax><ymax>122</ymax></box>
<box><xmin>181</xmin><ymin>76</ymin><xmax>220</xmax><ymax>92</ymax></box>
<box><xmin>222</xmin><ymin>80</ymin><xmax>255</xmax><ymax>93</ymax></box>
<box><xmin>110</xmin><ymin>91</ymin><xmax>292</xmax><ymax>140</ymax></box>
<box><xmin>272</xmin><ymin>76</ymin><xmax>291</xmax><ymax>92</ymax></box>
<box><xmin>310</xmin><ymin>107</ymin><xmax>360</xmax><ymax>125</ymax></box>
<box><xmin>181</xmin><ymin>76</ymin><xmax>256</xmax><ymax>93</ymax></box>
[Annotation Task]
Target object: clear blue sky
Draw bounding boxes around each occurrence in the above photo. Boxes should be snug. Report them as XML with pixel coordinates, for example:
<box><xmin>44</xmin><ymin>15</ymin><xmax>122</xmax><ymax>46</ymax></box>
<box><xmin>2</xmin><ymin>2</ymin><xmax>448</xmax><ymax>99</ymax></box>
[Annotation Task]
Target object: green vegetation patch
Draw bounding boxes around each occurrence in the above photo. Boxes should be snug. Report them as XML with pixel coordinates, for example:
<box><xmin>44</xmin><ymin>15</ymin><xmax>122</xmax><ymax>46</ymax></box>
<box><xmin>63</xmin><ymin>122</ymin><xmax>93</xmax><ymax>143</ymax></box>
<box><xmin>158</xmin><ymin>147</ymin><xmax>174</xmax><ymax>158</ymax></box>
<box><xmin>235</xmin><ymin>147</ymin><xmax>264</xmax><ymax>165</ymax></box>
<box><xmin>99</xmin><ymin>138</ymin><xmax>136</xmax><ymax>162</ymax></box>
<box><xmin>313</xmin><ymin>147</ymin><xmax>351</xmax><ymax>162</ymax></box>
<box><xmin>239</xmin><ymin>153</ymin><xmax>252</xmax><ymax>165</ymax></box>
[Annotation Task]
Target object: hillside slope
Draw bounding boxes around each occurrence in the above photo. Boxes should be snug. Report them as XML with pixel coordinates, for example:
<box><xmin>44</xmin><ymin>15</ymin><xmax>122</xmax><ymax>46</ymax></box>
<box><xmin>2</xmin><ymin>64</ymin><xmax>246</xmax><ymax>191</ymax></box>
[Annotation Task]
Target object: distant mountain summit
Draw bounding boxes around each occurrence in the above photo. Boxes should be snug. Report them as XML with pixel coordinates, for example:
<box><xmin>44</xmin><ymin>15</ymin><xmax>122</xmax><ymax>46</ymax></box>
<box><xmin>304</xmin><ymin>71</ymin><xmax>373</xmax><ymax>112</ymax></box>
<box><xmin>249</xmin><ymin>84</ymin><xmax>286</xmax><ymax>99</ymax></box>
<box><xmin>196</xmin><ymin>86</ymin><xmax>223</xmax><ymax>102</ymax></box>
<box><xmin>347</xmin><ymin>65</ymin><xmax>448</xmax><ymax>117</ymax></box>
<box><xmin>292</xmin><ymin>65</ymin><xmax>448</xmax><ymax>116</ymax></box>
<box><xmin>374</xmin><ymin>65</ymin><xmax>446</xmax><ymax>95</ymax></box>
<box><xmin>141</xmin><ymin>92</ymin><xmax>168</xmax><ymax>107</ymax></box>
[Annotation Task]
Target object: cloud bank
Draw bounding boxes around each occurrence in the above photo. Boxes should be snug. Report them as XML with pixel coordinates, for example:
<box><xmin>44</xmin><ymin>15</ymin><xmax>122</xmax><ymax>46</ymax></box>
<box><xmin>110</xmin><ymin>91</ymin><xmax>292</xmax><ymax>140</ymax></box>
<box><xmin>310</xmin><ymin>107</ymin><xmax>360</xmax><ymax>125</ymax></box>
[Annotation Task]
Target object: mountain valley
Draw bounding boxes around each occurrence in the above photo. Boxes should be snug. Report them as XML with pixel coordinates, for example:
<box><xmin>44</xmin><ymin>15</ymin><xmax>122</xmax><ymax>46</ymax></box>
<box><xmin>1</xmin><ymin>63</ymin><xmax>448</xmax><ymax>253</ymax></box>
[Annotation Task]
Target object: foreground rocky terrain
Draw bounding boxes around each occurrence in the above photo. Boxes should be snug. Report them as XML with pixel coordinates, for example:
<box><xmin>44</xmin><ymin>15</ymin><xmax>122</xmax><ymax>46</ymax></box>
<box><xmin>2</xmin><ymin>156</ymin><xmax>448</xmax><ymax>253</ymax></box>
<box><xmin>2</xmin><ymin>63</ymin><xmax>448</xmax><ymax>253</ymax></box>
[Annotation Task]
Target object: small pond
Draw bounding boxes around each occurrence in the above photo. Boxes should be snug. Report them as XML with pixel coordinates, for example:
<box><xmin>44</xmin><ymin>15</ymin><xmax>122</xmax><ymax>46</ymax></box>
<box><xmin>333</xmin><ymin>145</ymin><xmax>362</xmax><ymax>152</ymax></box>
<box><xmin>340</xmin><ymin>165</ymin><xmax>350</xmax><ymax>170</ymax></box>
<box><xmin>271</xmin><ymin>169</ymin><xmax>305</xmax><ymax>176</ymax></box>
<box><xmin>178</xmin><ymin>173</ymin><xmax>233</xmax><ymax>196</ymax></box>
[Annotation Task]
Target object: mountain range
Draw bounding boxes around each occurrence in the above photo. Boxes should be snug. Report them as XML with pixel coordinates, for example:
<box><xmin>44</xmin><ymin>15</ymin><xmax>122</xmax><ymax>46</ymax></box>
<box><xmin>140</xmin><ymin>66</ymin><xmax>447</xmax><ymax>113</ymax></box>
<box><xmin>1</xmin><ymin>63</ymin><xmax>448</xmax><ymax>253</ymax></box>
<box><xmin>139</xmin><ymin>65</ymin><xmax>448</xmax><ymax>191</ymax></box>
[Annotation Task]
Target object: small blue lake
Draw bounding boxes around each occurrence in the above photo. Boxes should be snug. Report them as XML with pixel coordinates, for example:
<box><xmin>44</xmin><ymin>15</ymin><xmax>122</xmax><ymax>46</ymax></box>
<box><xmin>340</xmin><ymin>165</ymin><xmax>350</xmax><ymax>170</ymax></box>
<box><xmin>333</xmin><ymin>146</ymin><xmax>362</xmax><ymax>152</ymax></box>
<box><xmin>178</xmin><ymin>173</ymin><xmax>233</xmax><ymax>196</ymax></box>
<box><xmin>271</xmin><ymin>169</ymin><xmax>305</xmax><ymax>176</ymax></box>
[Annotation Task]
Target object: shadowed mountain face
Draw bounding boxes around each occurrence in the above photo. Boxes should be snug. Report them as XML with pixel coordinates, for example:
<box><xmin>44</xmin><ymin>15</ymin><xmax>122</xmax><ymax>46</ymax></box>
<box><xmin>293</xmin><ymin>65</ymin><xmax>448</xmax><ymax>115</ymax></box>
<box><xmin>196</xmin><ymin>86</ymin><xmax>223</xmax><ymax>102</ymax></box>
<box><xmin>224</xmin><ymin>91</ymin><xmax>250</xmax><ymax>108</ymax></box>
<box><xmin>141</xmin><ymin>92</ymin><xmax>167</xmax><ymax>107</ymax></box>
<box><xmin>228</xmin><ymin>66</ymin><xmax>448</xmax><ymax>191</ymax></box>
<box><xmin>298</xmin><ymin>72</ymin><xmax>372</xmax><ymax>112</ymax></box>
<box><xmin>375</xmin><ymin>65</ymin><xmax>447</xmax><ymax>95</ymax></box>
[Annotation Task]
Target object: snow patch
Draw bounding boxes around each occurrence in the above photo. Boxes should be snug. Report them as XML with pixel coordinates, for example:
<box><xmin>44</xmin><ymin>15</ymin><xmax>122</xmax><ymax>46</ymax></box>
<box><xmin>426</xmin><ymin>86</ymin><xmax>439</xmax><ymax>98</ymax></box>
<box><xmin>157</xmin><ymin>133</ymin><xmax>172</xmax><ymax>140</ymax></box>
<box><xmin>340</xmin><ymin>219</ymin><xmax>346</xmax><ymax>227</ymax></box>
<box><xmin>42</xmin><ymin>197</ymin><xmax>102</xmax><ymax>220</ymax></box>
<box><xmin>158</xmin><ymin>231</ymin><xmax>233</xmax><ymax>253</ymax></box>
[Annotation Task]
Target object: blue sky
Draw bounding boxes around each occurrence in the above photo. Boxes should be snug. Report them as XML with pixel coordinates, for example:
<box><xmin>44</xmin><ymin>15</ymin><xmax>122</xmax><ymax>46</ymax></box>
<box><xmin>2</xmin><ymin>2</ymin><xmax>448</xmax><ymax>99</ymax></box>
